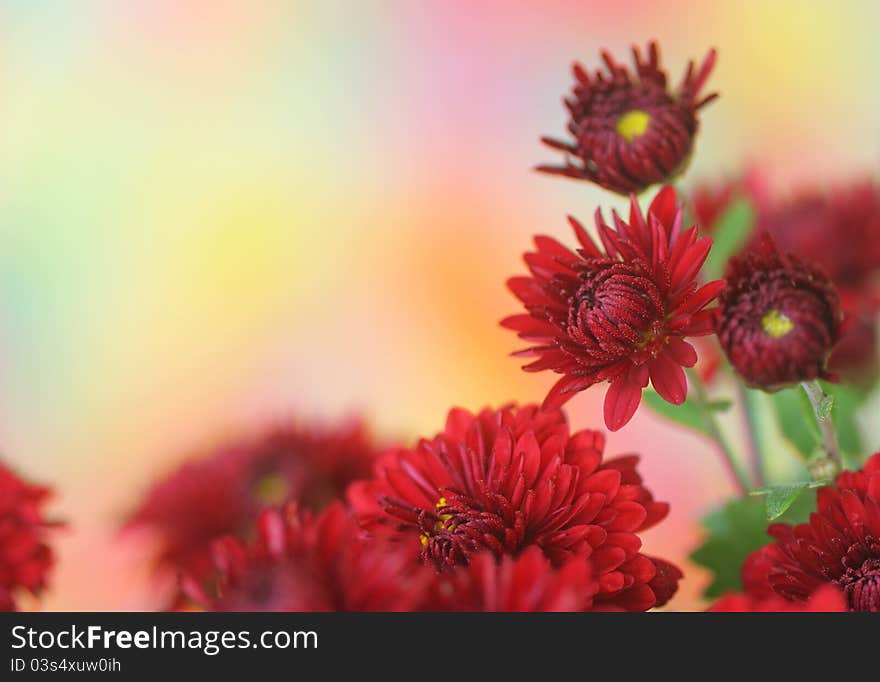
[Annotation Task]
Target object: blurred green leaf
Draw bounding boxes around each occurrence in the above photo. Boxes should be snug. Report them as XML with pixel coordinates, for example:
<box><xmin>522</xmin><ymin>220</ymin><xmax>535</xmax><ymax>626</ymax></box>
<box><xmin>750</xmin><ymin>481</ymin><xmax>827</xmax><ymax>520</ymax></box>
<box><xmin>690</xmin><ymin>493</ymin><xmax>815</xmax><ymax>599</ymax></box>
<box><xmin>770</xmin><ymin>387</ymin><xmax>821</xmax><ymax>458</ymax></box>
<box><xmin>702</xmin><ymin>199</ymin><xmax>755</xmax><ymax>280</ymax></box>
<box><xmin>642</xmin><ymin>390</ymin><xmax>708</xmax><ymax>435</ymax></box>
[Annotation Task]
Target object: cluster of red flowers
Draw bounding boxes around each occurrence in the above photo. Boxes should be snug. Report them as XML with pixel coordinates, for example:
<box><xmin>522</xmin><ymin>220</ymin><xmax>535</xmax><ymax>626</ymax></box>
<box><xmin>5</xmin><ymin>38</ymin><xmax>877</xmax><ymax>616</ymax></box>
<box><xmin>149</xmin><ymin>405</ymin><xmax>681</xmax><ymax>612</ymax></box>
<box><xmin>0</xmin><ymin>463</ymin><xmax>58</xmax><ymax>612</ymax></box>
<box><xmin>117</xmin><ymin>39</ymin><xmax>880</xmax><ymax>614</ymax></box>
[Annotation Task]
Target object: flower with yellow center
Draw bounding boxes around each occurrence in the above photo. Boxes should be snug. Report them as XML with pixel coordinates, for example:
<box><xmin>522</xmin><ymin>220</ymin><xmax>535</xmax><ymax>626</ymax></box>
<box><xmin>615</xmin><ymin>110</ymin><xmax>651</xmax><ymax>142</ymax></box>
<box><xmin>253</xmin><ymin>473</ymin><xmax>290</xmax><ymax>506</ymax></box>
<box><xmin>761</xmin><ymin>309</ymin><xmax>794</xmax><ymax>338</ymax></box>
<box><xmin>420</xmin><ymin>497</ymin><xmax>454</xmax><ymax>547</ymax></box>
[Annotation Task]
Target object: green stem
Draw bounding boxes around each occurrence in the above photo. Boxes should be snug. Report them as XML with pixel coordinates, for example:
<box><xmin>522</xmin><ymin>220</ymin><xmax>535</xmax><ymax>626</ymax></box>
<box><xmin>739</xmin><ymin>384</ymin><xmax>767</xmax><ymax>487</ymax></box>
<box><xmin>687</xmin><ymin>369</ymin><xmax>750</xmax><ymax>496</ymax></box>
<box><xmin>800</xmin><ymin>381</ymin><xmax>842</xmax><ymax>469</ymax></box>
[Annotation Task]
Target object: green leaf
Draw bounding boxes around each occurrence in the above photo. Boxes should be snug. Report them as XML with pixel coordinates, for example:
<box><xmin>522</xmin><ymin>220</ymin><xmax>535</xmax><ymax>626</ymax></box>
<box><xmin>642</xmin><ymin>390</ymin><xmax>708</xmax><ymax>435</ymax></box>
<box><xmin>820</xmin><ymin>381</ymin><xmax>865</xmax><ymax>456</ymax></box>
<box><xmin>690</xmin><ymin>494</ymin><xmax>815</xmax><ymax>599</ymax></box>
<box><xmin>702</xmin><ymin>199</ymin><xmax>755</xmax><ymax>280</ymax></box>
<box><xmin>770</xmin><ymin>387</ymin><xmax>821</xmax><ymax>458</ymax></box>
<box><xmin>749</xmin><ymin>481</ymin><xmax>827</xmax><ymax>520</ymax></box>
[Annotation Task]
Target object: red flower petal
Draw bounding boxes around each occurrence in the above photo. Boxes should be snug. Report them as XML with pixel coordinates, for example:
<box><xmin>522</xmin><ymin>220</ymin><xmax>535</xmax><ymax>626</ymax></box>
<box><xmin>603</xmin><ymin>376</ymin><xmax>644</xmax><ymax>431</ymax></box>
<box><xmin>648</xmin><ymin>353</ymin><xmax>687</xmax><ymax>404</ymax></box>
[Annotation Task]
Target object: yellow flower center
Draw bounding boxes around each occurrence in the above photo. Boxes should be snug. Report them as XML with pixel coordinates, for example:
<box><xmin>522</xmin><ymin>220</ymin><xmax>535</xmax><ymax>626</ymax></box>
<box><xmin>253</xmin><ymin>473</ymin><xmax>290</xmax><ymax>505</ymax></box>
<box><xmin>420</xmin><ymin>496</ymin><xmax>454</xmax><ymax>546</ymax></box>
<box><xmin>761</xmin><ymin>309</ymin><xmax>794</xmax><ymax>338</ymax></box>
<box><xmin>615</xmin><ymin>109</ymin><xmax>651</xmax><ymax>142</ymax></box>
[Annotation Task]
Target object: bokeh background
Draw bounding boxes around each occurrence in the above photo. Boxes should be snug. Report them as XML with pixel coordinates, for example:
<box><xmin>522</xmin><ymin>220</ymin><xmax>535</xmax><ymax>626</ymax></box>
<box><xmin>1</xmin><ymin>0</ymin><xmax>878</xmax><ymax>610</ymax></box>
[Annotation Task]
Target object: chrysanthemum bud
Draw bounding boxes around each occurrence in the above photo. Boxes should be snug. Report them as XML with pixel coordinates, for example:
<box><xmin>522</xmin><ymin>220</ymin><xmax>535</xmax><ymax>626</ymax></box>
<box><xmin>538</xmin><ymin>41</ymin><xmax>718</xmax><ymax>195</ymax></box>
<box><xmin>717</xmin><ymin>237</ymin><xmax>844</xmax><ymax>390</ymax></box>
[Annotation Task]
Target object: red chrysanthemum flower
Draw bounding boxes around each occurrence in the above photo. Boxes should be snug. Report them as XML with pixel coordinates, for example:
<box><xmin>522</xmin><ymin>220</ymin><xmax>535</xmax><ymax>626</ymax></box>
<box><xmin>349</xmin><ymin>404</ymin><xmax>678</xmax><ymax>611</ymax></box>
<box><xmin>125</xmin><ymin>419</ymin><xmax>381</xmax><ymax>583</ymax></box>
<box><xmin>0</xmin><ymin>462</ymin><xmax>58</xmax><ymax>612</ymax></box>
<box><xmin>743</xmin><ymin>453</ymin><xmax>880</xmax><ymax>612</ymax></box>
<box><xmin>502</xmin><ymin>186</ymin><xmax>722</xmax><ymax>430</ymax></box>
<box><xmin>428</xmin><ymin>547</ymin><xmax>597</xmax><ymax>612</ymax></box>
<box><xmin>185</xmin><ymin>502</ymin><xmax>431</xmax><ymax>612</ymax></box>
<box><xmin>538</xmin><ymin>41</ymin><xmax>717</xmax><ymax>195</ymax></box>
<box><xmin>756</xmin><ymin>182</ymin><xmax>880</xmax><ymax>378</ymax></box>
<box><xmin>707</xmin><ymin>584</ymin><xmax>846</xmax><ymax>612</ymax></box>
<box><xmin>717</xmin><ymin>236</ymin><xmax>844</xmax><ymax>390</ymax></box>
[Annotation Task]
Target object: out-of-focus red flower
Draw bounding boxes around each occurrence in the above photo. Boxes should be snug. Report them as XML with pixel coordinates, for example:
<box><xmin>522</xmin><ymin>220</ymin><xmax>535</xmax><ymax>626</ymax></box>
<box><xmin>688</xmin><ymin>170</ymin><xmax>770</xmax><ymax>236</ymax></box>
<box><xmin>125</xmin><ymin>419</ymin><xmax>382</xmax><ymax>583</ymax></box>
<box><xmin>503</xmin><ymin>186</ymin><xmax>722</xmax><ymax>430</ymax></box>
<box><xmin>349</xmin><ymin>404</ymin><xmax>678</xmax><ymax>611</ymax></box>
<box><xmin>538</xmin><ymin>41</ymin><xmax>717</xmax><ymax>195</ymax></box>
<box><xmin>0</xmin><ymin>463</ymin><xmax>58</xmax><ymax>612</ymax></box>
<box><xmin>827</xmin><ymin>313</ymin><xmax>878</xmax><ymax>384</ymax></box>
<box><xmin>759</xmin><ymin>182</ymin><xmax>880</xmax><ymax>309</ymax></box>
<box><xmin>689</xmin><ymin>337</ymin><xmax>724</xmax><ymax>384</ymax></box>
<box><xmin>707</xmin><ymin>584</ymin><xmax>846</xmax><ymax>612</ymax></box>
<box><xmin>756</xmin><ymin>182</ymin><xmax>880</xmax><ymax>380</ymax></box>
<box><xmin>717</xmin><ymin>236</ymin><xmax>843</xmax><ymax>391</ymax></box>
<box><xmin>428</xmin><ymin>547</ymin><xmax>597</xmax><ymax>612</ymax></box>
<box><xmin>185</xmin><ymin>502</ymin><xmax>430</xmax><ymax>611</ymax></box>
<box><xmin>743</xmin><ymin>453</ymin><xmax>880</xmax><ymax>612</ymax></box>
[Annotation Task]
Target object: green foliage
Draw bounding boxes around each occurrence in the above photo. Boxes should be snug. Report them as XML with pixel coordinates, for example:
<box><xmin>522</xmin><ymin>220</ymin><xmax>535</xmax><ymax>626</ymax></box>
<box><xmin>769</xmin><ymin>387</ymin><xmax>821</xmax><ymax>458</ymax></box>
<box><xmin>821</xmin><ymin>381</ymin><xmax>865</xmax><ymax>457</ymax></box>
<box><xmin>768</xmin><ymin>382</ymin><xmax>865</xmax><ymax>462</ymax></box>
<box><xmin>749</xmin><ymin>481</ymin><xmax>827</xmax><ymax>520</ymax></box>
<box><xmin>642</xmin><ymin>390</ymin><xmax>709</xmax><ymax>436</ymax></box>
<box><xmin>702</xmin><ymin>199</ymin><xmax>755</xmax><ymax>280</ymax></box>
<box><xmin>690</xmin><ymin>493</ymin><xmax>815</xmax><ymax>599</ymax></box>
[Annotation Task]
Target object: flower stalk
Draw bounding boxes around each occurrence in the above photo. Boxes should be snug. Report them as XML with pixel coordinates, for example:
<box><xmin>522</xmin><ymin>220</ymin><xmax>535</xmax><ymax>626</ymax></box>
<box><xmin>800</xmin><ymin>380</ymin><xmax>842</xmax><ymax>470</ymax></box>
<box><xmin>739</xmin><ymin>385</ymin><xmax>767</xmax><ymax>487</ymax></box>
<box><xmin>687</xmin><ymin>369</ymin><xmax>750</xmax><ymax>496</ymax></box>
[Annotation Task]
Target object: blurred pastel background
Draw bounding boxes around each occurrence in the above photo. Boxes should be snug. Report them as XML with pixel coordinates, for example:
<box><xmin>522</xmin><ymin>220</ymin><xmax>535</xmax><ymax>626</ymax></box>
<box><xmin>1</xmin><ymin>0</ymin><xmax>878</xmax><ymax>610</ymax></box>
